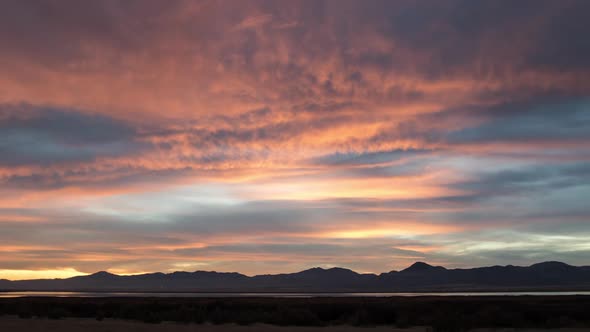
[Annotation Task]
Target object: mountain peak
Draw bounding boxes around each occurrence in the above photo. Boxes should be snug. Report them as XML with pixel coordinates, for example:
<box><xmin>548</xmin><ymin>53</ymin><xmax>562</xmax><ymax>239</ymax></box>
<box><xmin>298</xmin><ymin>267</ymin><xmax>358</xmax><ymax>276</ymax></box>
<box><xmin>530</xmin><ymin>261</ymin><xmax>573</xmax><ymax>270</ymax></box>
<box><xmin>89</xmin><ymin>271</ymin><xmax>117</xmax><ymax>278</ymax></box>
<box><xmin>402</xmin><ymin>262</ymin><xmax>446</xmax><ymax>273</ymax></box>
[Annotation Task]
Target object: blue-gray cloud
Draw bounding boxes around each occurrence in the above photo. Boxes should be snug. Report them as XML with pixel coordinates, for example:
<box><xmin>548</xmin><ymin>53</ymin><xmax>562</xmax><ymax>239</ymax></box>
<box><xmin>448</xmin><ymin>98</ymin><xmax>590</xmax><ymax>144</ymax></box>
<box><xmin>310</xmin><ymin>149</ymin><xmax>431</xmax><ymax>166</ymax></box>
<box><xmin>0</xmin><ymin>105</ymin><xmax>145</xmax><ymax>166</ymax></box>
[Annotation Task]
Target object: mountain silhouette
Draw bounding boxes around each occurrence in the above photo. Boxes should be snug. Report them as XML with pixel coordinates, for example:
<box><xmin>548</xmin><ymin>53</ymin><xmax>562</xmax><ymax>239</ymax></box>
<box><xmin>401</xmin><ymin>262</ymin><xmax>447</xmax><ymax>273</ymax></box>
<box><xmin>1</xmin><ymin>261</ymin><xmax>589</xmax><ymax>292</ymax></box>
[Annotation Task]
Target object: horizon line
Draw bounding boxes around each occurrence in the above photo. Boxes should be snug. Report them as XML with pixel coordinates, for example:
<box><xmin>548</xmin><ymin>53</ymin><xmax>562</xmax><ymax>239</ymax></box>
<box><xmin>1</xmin><ymin>260</ymin><xmax>581</xmax><ymax>282</ymax></box>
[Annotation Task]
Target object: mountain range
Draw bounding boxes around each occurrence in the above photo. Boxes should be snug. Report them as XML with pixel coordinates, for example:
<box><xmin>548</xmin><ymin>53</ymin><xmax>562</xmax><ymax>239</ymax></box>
<box><xmin>1</xmin><ymin>261</ymin><xmax>589</xmax><ymax>292</ymax></box>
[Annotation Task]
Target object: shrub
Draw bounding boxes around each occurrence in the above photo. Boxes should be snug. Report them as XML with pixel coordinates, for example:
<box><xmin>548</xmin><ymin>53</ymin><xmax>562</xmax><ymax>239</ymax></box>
<box><xmin>48</xmin><ymin>308</ymin><xmax>70</xmax><ymax>320</ymax></box>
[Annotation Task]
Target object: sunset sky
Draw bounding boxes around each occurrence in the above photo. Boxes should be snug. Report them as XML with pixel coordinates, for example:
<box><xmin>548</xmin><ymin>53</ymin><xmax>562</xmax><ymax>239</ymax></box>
<box><xmin>1</xmin><ymin>0</ymin><xmax>590</xmax><ymax>280</ymax></box>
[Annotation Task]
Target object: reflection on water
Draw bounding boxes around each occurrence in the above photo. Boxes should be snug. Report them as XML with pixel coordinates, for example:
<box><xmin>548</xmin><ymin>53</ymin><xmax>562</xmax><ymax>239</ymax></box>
<box><xmin>1</xmin><ymin>291</ymin><xmax>589</xmax><ymax>298</ymax></box>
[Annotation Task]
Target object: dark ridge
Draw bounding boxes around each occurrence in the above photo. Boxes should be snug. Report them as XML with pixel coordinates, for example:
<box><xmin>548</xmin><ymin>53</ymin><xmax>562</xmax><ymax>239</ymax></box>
<box><xmin>2</xmin><ymin>261</ymin><xmax>589</xmax><ymax>292</ymax></box>
<box><xmin>530</xmin><ymin>261</ymin><xmax>573</xmax><ymax>269</ymax></box>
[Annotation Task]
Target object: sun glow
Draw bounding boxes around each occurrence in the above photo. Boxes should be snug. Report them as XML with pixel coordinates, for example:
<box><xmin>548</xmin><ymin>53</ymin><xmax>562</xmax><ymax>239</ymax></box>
<box><xmin>0</xmin><ymin>268</ymin><xmax>87</xmax><ymax>281</ymax></box>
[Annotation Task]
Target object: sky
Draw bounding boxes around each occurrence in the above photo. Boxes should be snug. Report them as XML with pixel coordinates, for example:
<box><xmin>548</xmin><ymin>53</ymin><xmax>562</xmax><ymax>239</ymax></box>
<box><xmin>1</xmin><ymin>0</ymin><xmax>590</xmax><ymax>280</ymax></box>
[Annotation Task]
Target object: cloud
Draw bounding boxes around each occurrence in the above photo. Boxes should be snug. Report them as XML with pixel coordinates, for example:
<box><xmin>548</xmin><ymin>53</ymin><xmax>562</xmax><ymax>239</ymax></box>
<box><xmin>310</xmin><ymin>149</ymin><xmax>431</xmax><ymax>166</ymax></box>
<box><xmin>0</xmin><ymin>0</ymin><xmax>589</xmax><ymax>277</ymax></box>
<box><xmin>234</xmin><ymin>13</ymin><xmax>273</xmax><ymax>30</ymax></box>
<box><xmin>443</xmin><ymin>162</ymin><xmax>590</xmax><ymax>205</ymax></box>
<box><xmin>527</xmin><ymin>1</ymin><xmax>590</xmax><ymax>70</ymax></box>
<box><xmin>447</xmin><ymin>98</ymin><xmax>590</xmax><ymax>144</ymax></box>
<box><xmin>0</xmin><ymin>104</ymin><xmax>145</xmax><ymax>166</ymax></box>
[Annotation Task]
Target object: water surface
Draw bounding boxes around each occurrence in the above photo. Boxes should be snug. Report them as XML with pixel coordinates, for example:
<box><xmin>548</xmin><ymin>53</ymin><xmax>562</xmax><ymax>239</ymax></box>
<box><xmin>1</xmin><ymin>291</ymin><xmax>589</xmax><ymax>298</ymax></box>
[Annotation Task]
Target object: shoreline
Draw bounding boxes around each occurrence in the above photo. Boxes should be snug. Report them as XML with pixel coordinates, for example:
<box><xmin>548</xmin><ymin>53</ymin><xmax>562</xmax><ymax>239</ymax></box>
<box><xmin>2</xmin><ymin>291</ymin><xmax>590</xmax><ymax>298</ymax></box>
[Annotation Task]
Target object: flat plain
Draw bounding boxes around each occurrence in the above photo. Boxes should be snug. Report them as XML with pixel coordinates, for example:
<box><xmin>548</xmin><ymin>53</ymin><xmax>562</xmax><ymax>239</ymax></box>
<box><xmin>2</xmin><ymin>317</ymin><xmax>590</xmax><ymax>332</ymax></box>
<box><xmin>1</xmin><ymin>296</ymin><xmax>589</xmax><ymax>330</ymax></box>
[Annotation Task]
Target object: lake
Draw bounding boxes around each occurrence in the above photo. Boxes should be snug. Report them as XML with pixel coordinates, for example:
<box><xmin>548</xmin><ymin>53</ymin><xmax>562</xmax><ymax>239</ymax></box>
<box><xmin>1</xmin><ymin>291</ymin><xmax>590</xmax><ymax>298</ymax></box>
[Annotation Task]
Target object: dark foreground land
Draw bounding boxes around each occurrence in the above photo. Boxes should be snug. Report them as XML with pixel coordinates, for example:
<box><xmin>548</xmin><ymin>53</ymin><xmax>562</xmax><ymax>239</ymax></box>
<box><xmin>0</xmin><ymin>317</ymin><xmax>427</xmax><ymax>332</ymax></box>
<box><xmin>1</xmin><ymin>296</ymin><xmax>589</xmax><ymax>331</ymax></box>
<box><xmin>4</xmin><ymin>318</ymin><xmax>589</xmax><ymax>332</ymax></box>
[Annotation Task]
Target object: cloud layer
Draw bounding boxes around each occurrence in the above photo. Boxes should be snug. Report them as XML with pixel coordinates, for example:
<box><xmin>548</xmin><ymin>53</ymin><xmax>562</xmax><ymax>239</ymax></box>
<box><xmin>0</xmin><ymin>0</ymin><xmax>589</xmax><ymax>279</ymax></box>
